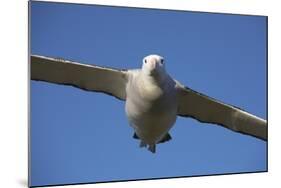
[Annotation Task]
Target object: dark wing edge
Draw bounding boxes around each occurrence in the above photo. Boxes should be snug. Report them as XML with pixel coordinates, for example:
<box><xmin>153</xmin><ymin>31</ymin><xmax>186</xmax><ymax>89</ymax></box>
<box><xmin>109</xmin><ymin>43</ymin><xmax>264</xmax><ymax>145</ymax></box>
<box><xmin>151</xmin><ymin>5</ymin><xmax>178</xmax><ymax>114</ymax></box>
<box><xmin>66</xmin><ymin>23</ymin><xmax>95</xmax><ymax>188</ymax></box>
<box><xmin>175</xmin><ymin>81</ymin><xmax>267</xmax><ymax>141</ymax></box>
<box><xmin>31</xmin><ymin>55</ymin><xmax>128</xmax><ymax>101</ymax></box>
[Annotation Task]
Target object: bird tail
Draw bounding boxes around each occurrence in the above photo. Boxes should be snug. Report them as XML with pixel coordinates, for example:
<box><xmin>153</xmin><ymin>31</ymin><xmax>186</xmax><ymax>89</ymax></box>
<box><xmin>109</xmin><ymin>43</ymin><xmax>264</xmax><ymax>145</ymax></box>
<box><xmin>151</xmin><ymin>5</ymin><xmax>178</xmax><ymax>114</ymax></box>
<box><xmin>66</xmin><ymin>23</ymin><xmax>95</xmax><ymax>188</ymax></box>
<box><xmin>148</xmin><ymin>145</ymin><xmax>156</xmax><ymax>153</ymax></box>
<box><xmin>139</xmin><ymin>141</ymin><xmax>156</xmax><ymax>153</ymax></box>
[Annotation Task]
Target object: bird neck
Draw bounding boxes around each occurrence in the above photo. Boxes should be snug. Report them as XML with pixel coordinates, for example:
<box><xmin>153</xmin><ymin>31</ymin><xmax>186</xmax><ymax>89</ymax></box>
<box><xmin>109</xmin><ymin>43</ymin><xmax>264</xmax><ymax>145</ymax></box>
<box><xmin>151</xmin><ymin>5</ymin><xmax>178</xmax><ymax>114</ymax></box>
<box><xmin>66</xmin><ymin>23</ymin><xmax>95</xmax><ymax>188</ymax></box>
<box><xmin>141</xmin><ymin>72</ymin><xmax>167</xmax><ymax>89</ymax></box>
<box><xmin>142</xmin><ymin>71</ymin><xmax>166</xmax><ymax>86</ymax></box>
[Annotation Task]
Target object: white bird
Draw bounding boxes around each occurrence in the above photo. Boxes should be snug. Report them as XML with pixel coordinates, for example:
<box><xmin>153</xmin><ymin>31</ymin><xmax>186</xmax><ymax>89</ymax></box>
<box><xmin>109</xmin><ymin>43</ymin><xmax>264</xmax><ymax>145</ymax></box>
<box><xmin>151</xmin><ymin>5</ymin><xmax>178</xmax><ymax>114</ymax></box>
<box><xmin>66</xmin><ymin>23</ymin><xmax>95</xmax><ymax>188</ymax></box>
<box><xmin>31</xmin><ymin>54</ymin><xmax>267</xmax><ymax>153</ymax></box>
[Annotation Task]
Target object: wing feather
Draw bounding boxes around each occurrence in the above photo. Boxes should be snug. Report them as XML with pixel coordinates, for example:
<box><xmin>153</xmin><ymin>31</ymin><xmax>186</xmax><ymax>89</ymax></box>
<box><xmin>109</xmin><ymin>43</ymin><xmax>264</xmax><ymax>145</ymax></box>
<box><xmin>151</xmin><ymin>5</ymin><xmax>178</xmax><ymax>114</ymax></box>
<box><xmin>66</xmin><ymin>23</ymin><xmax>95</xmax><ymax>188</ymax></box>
<box><xmin>31</xmin><ymin>55</ymin><xmax>128</xmax><ymax>100</ymax></box>
<box><xmin>176</xmin><ymin>81</ymin><xmax>267</xmax><ymax>140</ymax></box>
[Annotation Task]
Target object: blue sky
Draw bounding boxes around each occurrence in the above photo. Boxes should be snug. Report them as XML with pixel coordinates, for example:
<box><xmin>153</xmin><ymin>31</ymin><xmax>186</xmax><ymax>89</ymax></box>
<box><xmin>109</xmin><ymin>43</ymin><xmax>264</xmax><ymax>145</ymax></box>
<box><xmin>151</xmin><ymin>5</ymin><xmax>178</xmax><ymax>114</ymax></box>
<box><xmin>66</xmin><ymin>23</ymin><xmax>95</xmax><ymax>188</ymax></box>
<box><xmin>30</xmin><ymin>1</ymin><xmax>267</xmax><ymax>187</ymax></box>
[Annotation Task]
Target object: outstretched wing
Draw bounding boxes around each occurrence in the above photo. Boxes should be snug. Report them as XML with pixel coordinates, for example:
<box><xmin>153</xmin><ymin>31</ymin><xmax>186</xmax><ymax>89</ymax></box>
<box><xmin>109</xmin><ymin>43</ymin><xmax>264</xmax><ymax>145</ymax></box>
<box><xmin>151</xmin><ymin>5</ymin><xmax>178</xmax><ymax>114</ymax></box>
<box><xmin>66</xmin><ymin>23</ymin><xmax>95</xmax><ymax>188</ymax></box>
<box><xmin>31</xmin><ymin>55</ymin><xmax>128</xmax><ymax>100</ymax></box>
<box><xmin>175</xmin><ymin>81</ymin><xmax>267</xmax><ymax>141</ymax></box>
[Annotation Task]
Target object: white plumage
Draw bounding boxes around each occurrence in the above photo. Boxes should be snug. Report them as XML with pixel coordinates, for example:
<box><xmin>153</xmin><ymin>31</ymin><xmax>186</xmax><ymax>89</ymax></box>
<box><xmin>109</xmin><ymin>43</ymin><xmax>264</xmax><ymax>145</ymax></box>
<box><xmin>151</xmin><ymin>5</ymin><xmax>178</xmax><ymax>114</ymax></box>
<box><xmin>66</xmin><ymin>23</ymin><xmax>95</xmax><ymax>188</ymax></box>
<box><xmin>31</xmin><ymin>54</ymin><xmax>267</xmax><ymax>153</ymax></box>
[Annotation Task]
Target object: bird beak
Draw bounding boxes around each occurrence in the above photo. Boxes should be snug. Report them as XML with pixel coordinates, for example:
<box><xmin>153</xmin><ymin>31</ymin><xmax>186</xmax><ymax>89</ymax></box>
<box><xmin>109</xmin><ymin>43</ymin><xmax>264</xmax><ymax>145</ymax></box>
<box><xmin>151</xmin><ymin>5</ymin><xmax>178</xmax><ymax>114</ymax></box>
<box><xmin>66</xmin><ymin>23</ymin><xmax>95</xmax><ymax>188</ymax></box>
<box><xmin>151</xmin><ymin>62</ymin><xmax>156</xmax><ymax>69</ymax></box>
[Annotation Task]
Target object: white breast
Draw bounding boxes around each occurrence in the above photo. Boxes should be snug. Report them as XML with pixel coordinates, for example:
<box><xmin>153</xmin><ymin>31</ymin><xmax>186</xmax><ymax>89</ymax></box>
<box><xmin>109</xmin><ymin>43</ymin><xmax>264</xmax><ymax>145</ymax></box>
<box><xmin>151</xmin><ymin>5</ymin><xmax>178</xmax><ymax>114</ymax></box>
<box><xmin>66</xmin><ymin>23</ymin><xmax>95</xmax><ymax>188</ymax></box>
<box><xmin>125</xmin><ymin>70</ymin><xmax>178</xmax><ymax>145</ymax></box>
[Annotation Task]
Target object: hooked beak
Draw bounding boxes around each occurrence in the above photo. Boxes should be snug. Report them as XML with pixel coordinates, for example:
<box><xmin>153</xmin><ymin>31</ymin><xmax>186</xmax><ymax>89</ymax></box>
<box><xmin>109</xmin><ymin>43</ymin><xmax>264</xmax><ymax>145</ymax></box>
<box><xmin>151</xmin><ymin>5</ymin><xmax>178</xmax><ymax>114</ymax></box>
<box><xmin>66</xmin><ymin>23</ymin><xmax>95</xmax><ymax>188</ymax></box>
<box><xmin>150</xmin><ymin>62</ymin><xmax>158</xmax><ymax>74</ymax></box>
<box><xmin>150</xmin><ymin>61</ymin><xmax>157</xmax><ymax>70</ymax></box>
<box><xmin>150</xmin><ymin>63</ymin><xmax>162</xmax><ymax>77</ymax></box>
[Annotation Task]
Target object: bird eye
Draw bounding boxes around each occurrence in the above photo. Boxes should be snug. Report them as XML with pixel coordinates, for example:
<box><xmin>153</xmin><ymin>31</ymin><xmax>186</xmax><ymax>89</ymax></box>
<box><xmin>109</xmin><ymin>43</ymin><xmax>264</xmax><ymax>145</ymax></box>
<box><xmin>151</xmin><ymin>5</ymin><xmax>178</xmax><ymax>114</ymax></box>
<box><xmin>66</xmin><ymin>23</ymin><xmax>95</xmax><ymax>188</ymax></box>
<box><xmin>144</xmin><ymin>59</ymin><xmax>147</xmax><ymax>63</ymax></box>
<box><xmin>160</xmin><ymin>59</ymin><xmax>164</xmax><ymax>64</ymax></box>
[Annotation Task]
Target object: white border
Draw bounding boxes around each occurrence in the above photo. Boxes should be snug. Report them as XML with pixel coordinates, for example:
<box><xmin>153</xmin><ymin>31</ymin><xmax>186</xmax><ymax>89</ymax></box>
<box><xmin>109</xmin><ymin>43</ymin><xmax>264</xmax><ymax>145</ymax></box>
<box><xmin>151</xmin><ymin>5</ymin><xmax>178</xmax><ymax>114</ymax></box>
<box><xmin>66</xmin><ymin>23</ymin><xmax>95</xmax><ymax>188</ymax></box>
<box><xmin>30</xmin><ymin>0</ymin><xmax>270</xmax><ymax>16</ymax></box>
<box><xmin>1</xmin><ymin>0</ymin><xmax>280</xmax><ymax>188</ymax></box>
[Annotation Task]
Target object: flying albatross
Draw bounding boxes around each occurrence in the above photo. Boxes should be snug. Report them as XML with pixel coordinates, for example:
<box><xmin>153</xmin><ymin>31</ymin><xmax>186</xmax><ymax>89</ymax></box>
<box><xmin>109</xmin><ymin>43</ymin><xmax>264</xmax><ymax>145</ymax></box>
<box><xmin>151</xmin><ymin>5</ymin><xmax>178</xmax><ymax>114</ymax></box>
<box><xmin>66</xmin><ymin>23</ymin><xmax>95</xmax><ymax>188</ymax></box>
<box><xmin>31</xmin><ymin>54</ymin><xmax>267</xmax><ymax>153</ymax></box>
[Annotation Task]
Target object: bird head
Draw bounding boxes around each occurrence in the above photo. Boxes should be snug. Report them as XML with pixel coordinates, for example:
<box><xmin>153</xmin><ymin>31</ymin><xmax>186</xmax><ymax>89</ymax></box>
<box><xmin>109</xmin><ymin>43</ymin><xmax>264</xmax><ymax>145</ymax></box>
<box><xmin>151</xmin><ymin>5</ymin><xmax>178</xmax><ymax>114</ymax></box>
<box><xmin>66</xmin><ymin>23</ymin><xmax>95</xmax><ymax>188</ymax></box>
<box><xmin>142</xmin><ymin>54</ymin><xmax>166</xmax><ymax>78</ymax></box>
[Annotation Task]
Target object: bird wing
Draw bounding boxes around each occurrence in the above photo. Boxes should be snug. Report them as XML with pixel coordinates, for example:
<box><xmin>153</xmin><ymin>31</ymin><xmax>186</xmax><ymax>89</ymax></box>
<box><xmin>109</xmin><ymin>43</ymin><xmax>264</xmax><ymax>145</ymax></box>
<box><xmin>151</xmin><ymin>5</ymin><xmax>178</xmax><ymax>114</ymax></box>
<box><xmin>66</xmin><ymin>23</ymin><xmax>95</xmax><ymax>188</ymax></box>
<box><xmin>175</xmin><ymin>81</ymin><xmax>267</xmax><ymax>141</ymax></box>
<box><xmin>31</xmin><ymin>55</ymin><xmax>128</xmax><ymax>100</ymax></box>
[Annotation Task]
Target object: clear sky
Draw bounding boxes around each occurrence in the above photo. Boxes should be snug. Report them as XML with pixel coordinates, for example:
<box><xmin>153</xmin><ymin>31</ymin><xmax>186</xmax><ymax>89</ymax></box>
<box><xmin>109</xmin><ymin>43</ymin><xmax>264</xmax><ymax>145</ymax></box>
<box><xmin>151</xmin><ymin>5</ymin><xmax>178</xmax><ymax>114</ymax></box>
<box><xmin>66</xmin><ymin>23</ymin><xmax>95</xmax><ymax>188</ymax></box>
<box><xmin>30</xmin><ymin>1</ymin><xmax>267</xmax><ymax>187</ymax></box>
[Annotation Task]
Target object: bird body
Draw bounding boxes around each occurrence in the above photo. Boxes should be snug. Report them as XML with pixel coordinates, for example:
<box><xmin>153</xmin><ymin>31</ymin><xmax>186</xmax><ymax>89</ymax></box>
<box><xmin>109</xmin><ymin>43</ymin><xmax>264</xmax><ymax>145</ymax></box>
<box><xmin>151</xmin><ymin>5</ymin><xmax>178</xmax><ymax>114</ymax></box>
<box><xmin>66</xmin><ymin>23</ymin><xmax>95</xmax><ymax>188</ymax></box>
<box><xmin>125</xmin><ymin>65</ymin><xmax>178</xmax><ymax>153</ymax></box>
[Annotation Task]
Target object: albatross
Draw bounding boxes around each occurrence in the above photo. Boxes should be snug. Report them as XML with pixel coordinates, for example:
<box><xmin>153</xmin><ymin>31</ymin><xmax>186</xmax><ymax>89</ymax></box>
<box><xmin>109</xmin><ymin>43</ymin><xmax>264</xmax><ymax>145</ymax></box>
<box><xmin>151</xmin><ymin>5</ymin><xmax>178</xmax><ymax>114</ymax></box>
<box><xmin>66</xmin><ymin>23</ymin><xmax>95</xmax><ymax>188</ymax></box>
<box><xmin>31</xmin><ymin>54</ymin><xmax>267</xmax><ymax>153</ymax></box>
